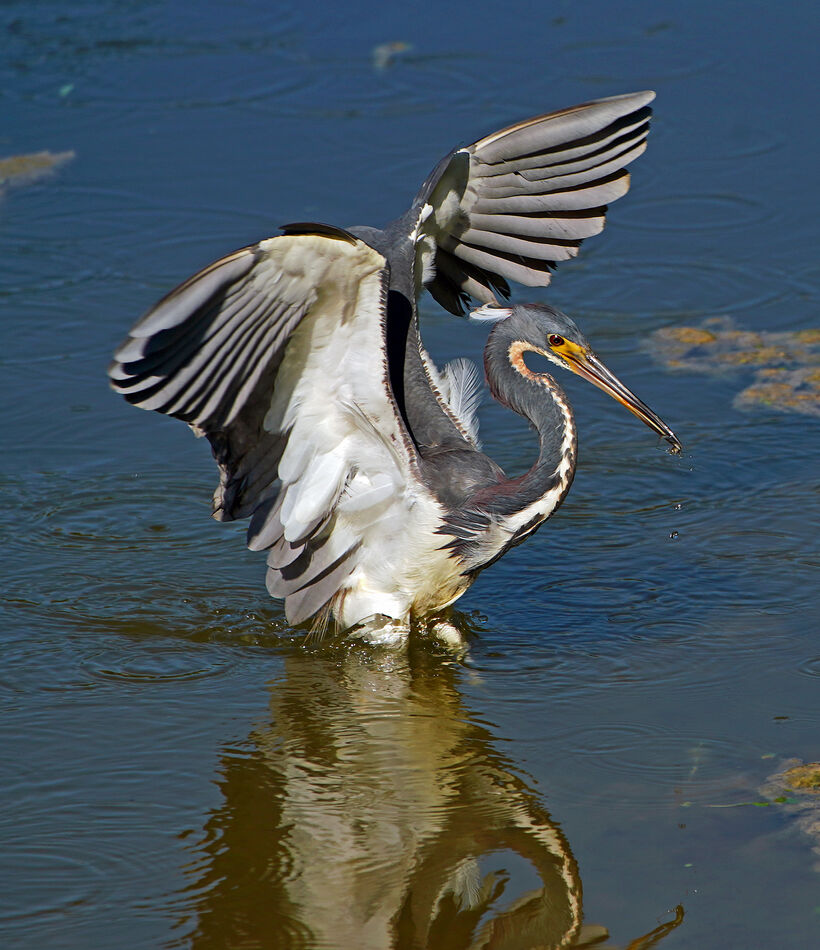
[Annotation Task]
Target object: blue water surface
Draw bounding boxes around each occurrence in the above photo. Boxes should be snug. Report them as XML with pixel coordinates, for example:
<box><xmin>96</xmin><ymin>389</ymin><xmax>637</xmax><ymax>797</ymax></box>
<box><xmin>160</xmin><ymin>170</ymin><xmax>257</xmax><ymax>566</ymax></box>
<box><xmin>1</xmin><ymin>1</ymin><xmax>818</xmax><ymax>947</ymax></box>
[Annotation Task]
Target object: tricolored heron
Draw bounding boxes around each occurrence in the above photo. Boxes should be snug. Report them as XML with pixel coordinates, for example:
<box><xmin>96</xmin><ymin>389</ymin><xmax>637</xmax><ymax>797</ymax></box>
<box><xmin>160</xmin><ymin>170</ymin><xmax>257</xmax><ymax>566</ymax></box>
<box><xmin>109</xmin><ymin>91</ymin><xmax>680</xmax><ymax>638</ymax></box>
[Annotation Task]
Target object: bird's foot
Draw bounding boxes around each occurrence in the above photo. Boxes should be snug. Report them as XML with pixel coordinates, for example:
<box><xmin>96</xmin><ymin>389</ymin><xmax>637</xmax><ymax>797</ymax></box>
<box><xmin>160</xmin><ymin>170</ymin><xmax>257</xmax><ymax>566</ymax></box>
<box><xmin>348</xmin><ymin>614</ymin><xmax>411</xmax><ymax>646</ymax></box>
<box><xmin>427</xmin><ymin>617</ymin><xmax>470</xmax><ymax>659</ymax></box>
<box><xmin>347</xmin><ymin>613</ymin><xmax>471</xmax><ymax>658</ymax></box>
<box><xmin>429</xmin><ymin>618</ymin><xmax>466</xmax><ymax>648</ymax></box>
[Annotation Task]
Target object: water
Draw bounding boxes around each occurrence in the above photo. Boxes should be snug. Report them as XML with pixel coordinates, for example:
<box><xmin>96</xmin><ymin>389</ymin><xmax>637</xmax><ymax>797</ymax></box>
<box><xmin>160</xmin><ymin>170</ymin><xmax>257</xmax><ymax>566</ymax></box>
<box><xmin>1</xmin><ymin>1</ymin><xmax>818</xmax><ymax>947</ymax></box>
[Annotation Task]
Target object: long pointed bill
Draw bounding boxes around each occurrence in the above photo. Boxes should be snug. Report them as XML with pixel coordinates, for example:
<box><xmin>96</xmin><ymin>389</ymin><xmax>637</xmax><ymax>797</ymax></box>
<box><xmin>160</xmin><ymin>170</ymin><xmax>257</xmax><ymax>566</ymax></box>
<box><xmin>565</xmin><ymin>350</ymin><xmax>682</xmax><ymax>454</ymax></box>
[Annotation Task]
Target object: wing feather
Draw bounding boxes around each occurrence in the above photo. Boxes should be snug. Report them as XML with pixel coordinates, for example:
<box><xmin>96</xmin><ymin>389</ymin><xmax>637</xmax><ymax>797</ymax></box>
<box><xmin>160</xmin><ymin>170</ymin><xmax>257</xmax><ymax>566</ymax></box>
<box><xmin>470</xmin><ymin>90</ymin><xmax>654</xmax><ymax>160</ymax></box>
<box><xmin>471</xmin><ymin>171</ymin><xmax>632</xmax><ymax>214</ymax></box>
<box><xmin>449</xmin><ymin>229</ymin><xmax>579</xmax><ymax>263</ymax></box>
<box><xmin>110</xmin><ymin>229</ymin><xmax>426</xmax><ymax>627</ymax></box>
<box><xmin>475</xmin><ymin>142</ymin><xmax>646</xmax><ymax>196</ymax></box>
<box><xmin>417</xmin><ymin>91</ymin><xmax>655</xmax><ymax>315</ymax></box>
<box><xmin>471</xmin><ymin>114</ymin><xmax>650</xmax><ymax>177</ymax></box>
<box><xmin>464</xmin><ymin>211</ymin><xmax>605</xmax><ymax>241</ymax></box>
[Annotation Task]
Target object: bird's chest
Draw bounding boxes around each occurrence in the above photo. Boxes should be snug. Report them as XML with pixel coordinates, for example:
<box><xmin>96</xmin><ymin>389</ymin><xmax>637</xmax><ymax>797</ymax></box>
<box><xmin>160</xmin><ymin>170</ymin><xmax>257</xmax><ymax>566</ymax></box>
<box><xmin>407</xmin><ymin>543</ymin><xmax>472</xmax><ymax>616</ymax></box>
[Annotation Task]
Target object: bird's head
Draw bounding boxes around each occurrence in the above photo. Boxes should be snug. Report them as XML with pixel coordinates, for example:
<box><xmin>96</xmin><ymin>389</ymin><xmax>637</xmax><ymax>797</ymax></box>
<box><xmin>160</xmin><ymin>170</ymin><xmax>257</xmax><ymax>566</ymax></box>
<box><xmin>472</xmin><ymin>303</ymin><xmax>682</xmax><ymax>453</ymax></box>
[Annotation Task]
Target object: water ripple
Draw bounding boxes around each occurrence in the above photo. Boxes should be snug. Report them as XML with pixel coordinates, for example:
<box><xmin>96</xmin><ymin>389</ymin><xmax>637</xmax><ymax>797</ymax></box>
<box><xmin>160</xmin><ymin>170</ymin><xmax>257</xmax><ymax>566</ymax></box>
<box><xmin>617</xmin><ymin>193</ymin><xmax>770</xmax><ymax>232</ymax></box>
<box><xmin>0</xmin><ymin>847</ymin><xmax>105</xmax><ymax>924</ymax></box>
<box><xmin>563</xmin><ymin>257</ymin><xmax>806</xmax><ymax>319</ymax></box>
<box><xmin>3</xmin><ymin>188</ymin><xmax>270</xmax><ymax>255</ymax></box>
<box><xmin>559</xmin><ymin>38</ymin><xmax>720</xmax><ymax>83</ymax></box>
<box><xmin>17</xmin><ymin>474</ymin><xmax>216</xmax><ymax>553</ymax></box>
<box><xmin>81</xmin><ymin>646</ymin><xmax>231</xmax><ymax>685</ymax></box>
<box><xmin>797</xmin><ymin>656</ymin><xmax>820</xmax><ymax>678</ymax></box>
<box><xmin>1</xmin><ymin>471</ymin><xmax>288</xmax><ymax>654</ymax></box>
<box><xmin>542</xmin><ymin>725</ymin><xmax>753</xmax><ymax>806</ymax></box>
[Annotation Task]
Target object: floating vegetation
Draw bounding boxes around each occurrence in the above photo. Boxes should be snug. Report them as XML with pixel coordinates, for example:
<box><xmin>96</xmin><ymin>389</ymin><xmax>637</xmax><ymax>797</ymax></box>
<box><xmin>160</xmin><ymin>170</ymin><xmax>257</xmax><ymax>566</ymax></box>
<box><xmin>371</xmin><ymin>40</ymin><xmax>412</xmax><ymax>70</ymax></box>
<box><xmin>649</xmin><ymin>316</ymin><xmax>820</xmax><ymax>417</ymax></box>
<box><xmin>783</xmin><ymin>762</ymin><xmax>820</xmax><ymax>792</ymax></box>
<box><xmin>735</xmin><ymin>366</ymin><xmax>820</xmax><ymax>416</ymax></box>
<box><xmin>759</xmin><ymin>759</ymin><xmax>820</xmax><ymax>871</ymax></box>
<box><xmin>0</xmin><ymin>150</ymin><xmax>75</xmax><ymax>190</ymax></box>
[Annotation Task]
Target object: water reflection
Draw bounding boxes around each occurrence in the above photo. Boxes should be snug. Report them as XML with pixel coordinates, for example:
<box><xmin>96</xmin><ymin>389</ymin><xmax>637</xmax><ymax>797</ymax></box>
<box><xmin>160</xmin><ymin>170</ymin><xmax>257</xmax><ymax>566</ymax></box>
<box><xmin>175</xmin><ymin>639</ymin><xmax>683</xmax><ymax>949</ymax></box>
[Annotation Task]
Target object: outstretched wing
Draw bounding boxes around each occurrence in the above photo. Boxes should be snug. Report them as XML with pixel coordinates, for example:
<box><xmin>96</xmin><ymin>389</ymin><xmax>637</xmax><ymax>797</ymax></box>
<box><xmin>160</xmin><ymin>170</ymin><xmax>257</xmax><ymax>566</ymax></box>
<box><xmin>109</xmin><ymin>228</ymin><xmax>424</xmax><ymax>626</ymax></box>
<box><xmin>416</xmin><ymin>91</ymin><xmax>655</xmax><ymax>315</ymax></box>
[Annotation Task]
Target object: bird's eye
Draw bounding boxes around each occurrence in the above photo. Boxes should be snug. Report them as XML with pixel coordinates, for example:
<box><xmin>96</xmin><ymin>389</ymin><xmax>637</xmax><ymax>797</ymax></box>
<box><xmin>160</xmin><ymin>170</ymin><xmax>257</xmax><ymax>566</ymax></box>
<box><xmin>548</xmin><ymin>334</ymin><xmax>564</xmax><ymax>347</ymax></box>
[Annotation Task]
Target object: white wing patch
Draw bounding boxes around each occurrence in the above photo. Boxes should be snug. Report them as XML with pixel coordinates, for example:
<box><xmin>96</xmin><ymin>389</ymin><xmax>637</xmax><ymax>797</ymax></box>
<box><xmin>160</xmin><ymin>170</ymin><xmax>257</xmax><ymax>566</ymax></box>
<box><xmin>250</xmin><ymin>237</ymin><xmax>453</xmax><ymax>628</ymax></box>
<box><xmin>112</xmin><ymin>231</ymin><xmax>459</xmax><ymax>630</ymax></box>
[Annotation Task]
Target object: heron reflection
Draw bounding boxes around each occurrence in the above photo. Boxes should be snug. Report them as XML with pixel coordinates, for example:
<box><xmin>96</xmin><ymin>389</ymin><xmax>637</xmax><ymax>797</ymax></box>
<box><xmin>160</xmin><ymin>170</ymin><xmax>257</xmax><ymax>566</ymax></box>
<box><xmin>173</xmin><ymin>636</ymin><xmax>683</xmax><ymax>948</ymax></box>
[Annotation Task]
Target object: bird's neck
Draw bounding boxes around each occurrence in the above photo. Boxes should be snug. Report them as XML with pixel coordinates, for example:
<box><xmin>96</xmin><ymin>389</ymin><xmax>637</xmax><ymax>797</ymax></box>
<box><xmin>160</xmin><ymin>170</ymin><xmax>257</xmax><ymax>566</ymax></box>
<box><xmin>483</xmin><ymin>333</ymin><xmax>578</xmax><ymax>520</ymax></box>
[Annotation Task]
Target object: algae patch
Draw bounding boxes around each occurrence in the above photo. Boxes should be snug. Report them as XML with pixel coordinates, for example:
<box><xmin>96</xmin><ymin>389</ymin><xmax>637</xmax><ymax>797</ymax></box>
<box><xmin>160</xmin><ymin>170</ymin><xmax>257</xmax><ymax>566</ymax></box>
<box><xmin>783</xmin><ymin>763</ymin><xmax>820</xmax><ymax>792</ymax></box>
<box><xmin>759</xmin><ymin>759</ymin><xmax>820</xmax><ymax>871</ymax></box>
<box><xmin>0</xmin><ymin>150</ymin><xmax>75</xmax><ymax>190</ymax></box>
<box><xmin>650</xmin><ymin>316</ymin><xmax>820</xmax><ymax>417</ymax></box>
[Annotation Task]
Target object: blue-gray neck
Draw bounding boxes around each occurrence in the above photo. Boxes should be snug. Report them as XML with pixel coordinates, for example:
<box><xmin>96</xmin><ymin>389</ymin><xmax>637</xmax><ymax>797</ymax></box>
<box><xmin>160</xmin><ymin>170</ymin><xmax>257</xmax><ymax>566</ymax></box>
<box><xmin>481</xmin><ymin>323</ymin><xmax>578</xmax><ymax>519</ymax></box>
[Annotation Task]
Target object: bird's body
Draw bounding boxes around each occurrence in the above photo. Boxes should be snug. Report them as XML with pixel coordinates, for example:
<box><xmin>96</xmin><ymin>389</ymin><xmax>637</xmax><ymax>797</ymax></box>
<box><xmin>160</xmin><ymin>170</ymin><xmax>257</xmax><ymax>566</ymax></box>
<box><xmin>110</xmin><ymin>91</ymin><xmax>680</xmax><ymax>638</ymax></box>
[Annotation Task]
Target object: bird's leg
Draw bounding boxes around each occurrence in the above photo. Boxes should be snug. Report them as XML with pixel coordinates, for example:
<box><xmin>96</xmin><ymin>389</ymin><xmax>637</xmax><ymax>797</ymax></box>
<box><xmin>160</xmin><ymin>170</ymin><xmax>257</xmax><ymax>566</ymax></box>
<box><xmin>348</xmin><ymin>614</ymin><xmax>411</xmax><ymax>646</ymax></box>
<box><xmin>426</xmin><ymin>612</ymin><xmax>470</xmax><ymax>657</ymax></box>
<box><xmin>347</xmin><ymin>611</ymin><xmax>470</xmax><ymax>655</ymax></box>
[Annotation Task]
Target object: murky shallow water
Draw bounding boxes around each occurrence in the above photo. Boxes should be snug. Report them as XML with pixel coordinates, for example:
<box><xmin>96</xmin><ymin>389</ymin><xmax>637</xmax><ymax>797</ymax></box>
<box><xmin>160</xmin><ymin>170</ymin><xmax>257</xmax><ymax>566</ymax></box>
<box><xmin>1</xmin><ymin>1</ymin><xmax>818</xmax><ymax>947</ymax></box>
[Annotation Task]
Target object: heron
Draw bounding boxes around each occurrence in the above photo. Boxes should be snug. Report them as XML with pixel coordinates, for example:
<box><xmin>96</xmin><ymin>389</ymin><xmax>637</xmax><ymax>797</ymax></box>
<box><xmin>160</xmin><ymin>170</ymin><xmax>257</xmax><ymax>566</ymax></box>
<box><xmin>109</xmin><ymin>91</ymin><xmax>681</xmax><ymax>640</ymax></box>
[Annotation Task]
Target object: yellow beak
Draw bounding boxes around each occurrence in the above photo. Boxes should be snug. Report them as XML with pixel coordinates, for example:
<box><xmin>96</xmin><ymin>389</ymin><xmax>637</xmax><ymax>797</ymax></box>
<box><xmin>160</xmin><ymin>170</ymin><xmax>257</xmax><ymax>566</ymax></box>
<box><xmin>564</xmin><ymin>348</ymin><xmax>682</xmax><ymax>453</ymax></box>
